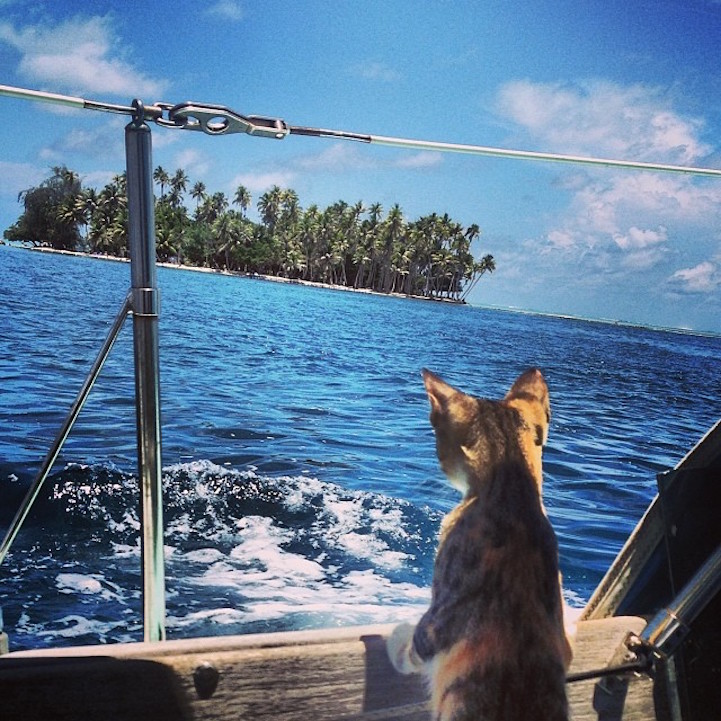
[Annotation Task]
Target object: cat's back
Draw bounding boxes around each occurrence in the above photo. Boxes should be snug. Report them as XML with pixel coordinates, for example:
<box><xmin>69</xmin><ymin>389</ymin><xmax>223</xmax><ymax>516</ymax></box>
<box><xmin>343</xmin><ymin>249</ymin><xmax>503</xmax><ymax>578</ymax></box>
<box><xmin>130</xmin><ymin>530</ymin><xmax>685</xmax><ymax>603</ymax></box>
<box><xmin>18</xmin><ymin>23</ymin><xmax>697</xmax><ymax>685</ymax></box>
<box><xmin>433</xmin><ymin>460</ymin><xmax>561</xmax><ymax>619</ymax></box>
<box><xmin>430</xmin><ymin>481</ymin><xmax>568</xmax><ymax>721</ymax></box>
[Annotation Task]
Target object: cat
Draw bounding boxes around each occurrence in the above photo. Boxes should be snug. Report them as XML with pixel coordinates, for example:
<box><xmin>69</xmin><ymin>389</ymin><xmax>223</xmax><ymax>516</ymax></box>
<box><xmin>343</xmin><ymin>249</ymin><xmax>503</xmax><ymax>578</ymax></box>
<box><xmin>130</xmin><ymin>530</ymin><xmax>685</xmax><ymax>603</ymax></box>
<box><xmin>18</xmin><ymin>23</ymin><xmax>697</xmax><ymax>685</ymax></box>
<box><xmin>387</xmin><ymin>368</ymin><xmax>572</xmax><ymax>721</ymax></box>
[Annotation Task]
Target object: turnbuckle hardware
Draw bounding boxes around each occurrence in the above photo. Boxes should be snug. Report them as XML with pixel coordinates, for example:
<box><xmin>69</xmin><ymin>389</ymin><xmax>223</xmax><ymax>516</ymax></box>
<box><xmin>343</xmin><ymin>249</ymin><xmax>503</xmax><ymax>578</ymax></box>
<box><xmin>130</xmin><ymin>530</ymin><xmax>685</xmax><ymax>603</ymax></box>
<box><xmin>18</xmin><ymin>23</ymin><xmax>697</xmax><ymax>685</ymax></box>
<box><xmin>153</xmin><ymin>101</ymin><xmax>289</xmax><ymax>139</ymax></box>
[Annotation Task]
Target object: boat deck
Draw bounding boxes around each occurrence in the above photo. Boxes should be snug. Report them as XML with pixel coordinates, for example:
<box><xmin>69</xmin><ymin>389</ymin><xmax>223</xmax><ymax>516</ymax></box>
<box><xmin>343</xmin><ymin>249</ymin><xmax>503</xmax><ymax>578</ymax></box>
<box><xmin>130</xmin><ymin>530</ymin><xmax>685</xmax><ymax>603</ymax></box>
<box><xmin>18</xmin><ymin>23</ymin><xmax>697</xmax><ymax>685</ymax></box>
<box><xmin>0</xmin><ymin>615</ymin><xmax>661</xmax><ymax>721</ymax></box>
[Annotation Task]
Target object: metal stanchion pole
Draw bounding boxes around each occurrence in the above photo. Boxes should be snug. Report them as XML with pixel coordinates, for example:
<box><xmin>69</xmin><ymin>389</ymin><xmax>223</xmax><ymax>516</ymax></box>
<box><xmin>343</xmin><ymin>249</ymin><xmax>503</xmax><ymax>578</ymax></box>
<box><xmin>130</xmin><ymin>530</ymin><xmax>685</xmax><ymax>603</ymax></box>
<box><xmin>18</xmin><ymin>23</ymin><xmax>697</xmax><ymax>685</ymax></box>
<box><xmin>125</xmin><ymin>101</ymin><xmax>165</xmax><ymax>642</ymax></box>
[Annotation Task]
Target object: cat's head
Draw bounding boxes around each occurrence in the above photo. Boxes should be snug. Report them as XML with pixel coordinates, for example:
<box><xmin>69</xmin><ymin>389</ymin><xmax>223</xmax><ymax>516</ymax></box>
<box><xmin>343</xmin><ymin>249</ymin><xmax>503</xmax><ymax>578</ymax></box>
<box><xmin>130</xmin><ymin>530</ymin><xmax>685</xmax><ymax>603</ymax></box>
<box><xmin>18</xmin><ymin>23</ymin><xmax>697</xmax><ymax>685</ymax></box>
<box><xmin>422</xmin><ymin>368</ymin><xmax>550</xmax><ymax>496</ymax></box>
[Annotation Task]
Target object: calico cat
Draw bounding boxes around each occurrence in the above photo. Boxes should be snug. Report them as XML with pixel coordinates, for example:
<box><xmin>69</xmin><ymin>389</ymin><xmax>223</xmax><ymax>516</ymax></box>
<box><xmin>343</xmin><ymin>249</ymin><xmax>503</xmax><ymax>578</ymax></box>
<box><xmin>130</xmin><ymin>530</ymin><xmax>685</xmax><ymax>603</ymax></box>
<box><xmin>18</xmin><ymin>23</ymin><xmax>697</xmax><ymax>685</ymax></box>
<box><xmin>388</xmin><ymin>368</ymin><xmax>571</xmax><ymax>721</ymax></box>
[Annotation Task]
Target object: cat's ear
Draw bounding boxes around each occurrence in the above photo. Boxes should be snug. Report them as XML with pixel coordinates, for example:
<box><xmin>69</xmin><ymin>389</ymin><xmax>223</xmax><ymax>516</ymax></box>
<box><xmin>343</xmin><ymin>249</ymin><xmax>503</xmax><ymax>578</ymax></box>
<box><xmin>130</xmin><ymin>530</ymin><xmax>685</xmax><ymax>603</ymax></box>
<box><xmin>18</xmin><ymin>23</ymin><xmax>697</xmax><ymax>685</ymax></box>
<box><xmin>506</xmin><ymin>368</ymin><xmax>549</xmax><ymax>409</ymax></box>
<box><xmin>422</xmin><ymin>368</ymin><xmax>459</xmax><ymax>426</ymax></box>
<box><xmin>505</xmin><ymin>368</ymin><xmax>551</xmax><ymax>444</ymax></box>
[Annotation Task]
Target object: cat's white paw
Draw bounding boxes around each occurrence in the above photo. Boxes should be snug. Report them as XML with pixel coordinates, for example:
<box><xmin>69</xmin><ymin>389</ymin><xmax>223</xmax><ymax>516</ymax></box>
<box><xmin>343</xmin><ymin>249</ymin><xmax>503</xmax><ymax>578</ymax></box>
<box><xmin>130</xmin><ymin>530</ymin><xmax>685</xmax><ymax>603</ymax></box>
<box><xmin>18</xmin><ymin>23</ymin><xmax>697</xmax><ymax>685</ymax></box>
<box><xmin>387</xmin><ymin>622</ymin><xmax>422</xmax><ymax>675</ymax></box>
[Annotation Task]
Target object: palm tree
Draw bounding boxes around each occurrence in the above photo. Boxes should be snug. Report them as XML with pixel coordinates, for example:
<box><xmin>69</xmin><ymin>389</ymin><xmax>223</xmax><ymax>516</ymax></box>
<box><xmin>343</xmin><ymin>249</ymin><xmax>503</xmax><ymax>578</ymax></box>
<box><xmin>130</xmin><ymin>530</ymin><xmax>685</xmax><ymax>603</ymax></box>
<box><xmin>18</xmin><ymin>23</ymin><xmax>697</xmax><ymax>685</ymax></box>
<box><xmin>298</xmin><ymin>205</ymin><xmax>321</xmax><ymax>280</ymax></box>
<box><xmin>197</xmin><ymin>191</ymin><xmax>228</xmax><ymax>225</ymax></box>
<box><xmin>19</xmin><ymin>166</ymin><xmax>83</xmax><ymax>250</ymax></box>
<box><xmin>465</xmin><ymin>223</ymin><xmax>480</xmax><ymax>244</ymax></box>
<box><xmin>460</xmin><ymin>254</ymin><xmax>496</xmax><ymax>302</ymax></box>
<box><xmin>156</xmin><ymin>224</ymin><xmax>179</xmax><ymax>262</ymax></box>
<box><xmin>86</xmin><ymin>176</ymin><xmax>128</xmax><ymax>255</ymax></box>
<box><xmin>257</xmin><ymin>186</ymin><xmax>287</xmax><ymax>274</ymax></box>
<box><xmin>400</xmin><ymin>220</ymin><xmax>427</xmax><ymax>295</ymax></box>
<box><xmin>213</xmin><ymin>211</ymin><xmax>245</xmax><ymax>269</ymax></box>
<box><xmin>190</xmin><ymin>181</ymin><xmax>206</xmax><ymax>211</ymax></box>
<box><xmin>320</xmin><ymin>200</ymin><xmax>349</xmax><ymax>285</ymax></box>
<box><xmin>358</xmin><ymin>202</ymin><xmax>383</xmax><ymax>289</ymax></box>
<box><xmin>168</xmin><ymin>168</ymin><xmax>188</xmax><ymax>208</ymax></box>
<box><xmin>258</xmin><ymin>186</ymin><xmax>282</xmax><ymax>228</ymax></box>
<box><xmin>233</xmin><ymin>185</ymin><xmax>251</xmax><ymax>217</ymax></box>
<box><xmin>153</xmin><ymin>166</ymin><xmax>170</xmax><ymax>199</ymax></box>
<box><xmin>47</xmin><ymin>166</ymin><xmax>82</xmax><ymax>197</ymax></box>
<box><xmin>279</xmin><ymin>189</ymin><xmax>301</xmax><ymax>276</ymax></box>
<box><xmin>346</xmin><ymin>200</ymin><xmax>365</xmax><ymax>282</ymax></box>
<box><xmin>57</xmin><ymin>187</ymin><xmax>97</xmax><ymax>250</ymax></box>
<box><xmin>378</xmin><ymin>204</ymin><xmax>404</xmax><ymax>293</ymax></box>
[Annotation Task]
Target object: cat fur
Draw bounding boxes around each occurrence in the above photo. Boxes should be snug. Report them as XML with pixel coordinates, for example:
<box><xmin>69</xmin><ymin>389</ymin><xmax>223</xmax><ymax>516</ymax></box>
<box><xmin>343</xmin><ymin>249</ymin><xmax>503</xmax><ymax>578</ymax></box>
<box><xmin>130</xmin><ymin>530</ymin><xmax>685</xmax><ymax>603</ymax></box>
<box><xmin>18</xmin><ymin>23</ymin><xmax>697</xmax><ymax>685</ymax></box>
<box><xmin>387</xmin><ymin>368</ymin><xmax>572</xmax><ymax>721</ymax></box>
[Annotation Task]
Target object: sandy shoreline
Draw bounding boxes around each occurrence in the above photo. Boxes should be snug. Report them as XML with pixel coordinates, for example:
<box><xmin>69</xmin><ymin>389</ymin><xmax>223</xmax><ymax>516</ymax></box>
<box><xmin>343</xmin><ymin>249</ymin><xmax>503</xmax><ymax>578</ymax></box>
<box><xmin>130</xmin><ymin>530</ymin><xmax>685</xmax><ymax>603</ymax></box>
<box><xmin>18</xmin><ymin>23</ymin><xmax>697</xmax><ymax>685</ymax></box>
<box><xmin>23</xmin><ymin>245</ymin><xmax>465</xmax><ymax>305</ymax></box>
<box><xmin>6</xmin><ymin>242</ymin><xmax>719</xmax><ymax>336</ymax></box>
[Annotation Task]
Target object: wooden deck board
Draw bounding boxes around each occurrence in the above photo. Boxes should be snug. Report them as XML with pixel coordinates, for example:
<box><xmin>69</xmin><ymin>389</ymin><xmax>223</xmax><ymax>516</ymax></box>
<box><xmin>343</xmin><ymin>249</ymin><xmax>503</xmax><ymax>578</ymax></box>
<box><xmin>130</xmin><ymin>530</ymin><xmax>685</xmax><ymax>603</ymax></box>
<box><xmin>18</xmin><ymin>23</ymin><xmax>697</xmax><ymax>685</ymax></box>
<box><xmin>0</xmin><ymin>616</ymin><xmax>662</xmax><ymax>720</ymax></box>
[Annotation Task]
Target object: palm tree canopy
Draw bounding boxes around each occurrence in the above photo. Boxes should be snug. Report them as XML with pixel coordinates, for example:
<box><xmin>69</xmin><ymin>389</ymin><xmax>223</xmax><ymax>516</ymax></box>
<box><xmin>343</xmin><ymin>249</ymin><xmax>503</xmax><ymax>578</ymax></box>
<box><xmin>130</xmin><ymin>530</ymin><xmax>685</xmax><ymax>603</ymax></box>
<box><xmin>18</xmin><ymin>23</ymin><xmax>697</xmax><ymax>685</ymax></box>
<box><xmin>7</xmin><ymin>167</ymin><xmax>495</xmax><ymax>300</ymax></box>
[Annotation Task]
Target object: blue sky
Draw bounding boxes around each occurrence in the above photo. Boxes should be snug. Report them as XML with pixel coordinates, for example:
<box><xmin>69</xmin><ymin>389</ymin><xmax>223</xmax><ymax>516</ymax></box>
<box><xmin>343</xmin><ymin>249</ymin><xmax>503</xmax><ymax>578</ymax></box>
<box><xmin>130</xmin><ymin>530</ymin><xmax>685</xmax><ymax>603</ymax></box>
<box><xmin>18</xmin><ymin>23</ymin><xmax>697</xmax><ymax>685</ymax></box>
<box><xmin>2</xmin><ymin>1</ymin><xmax>721</xmax><ymax>331</ymax></box>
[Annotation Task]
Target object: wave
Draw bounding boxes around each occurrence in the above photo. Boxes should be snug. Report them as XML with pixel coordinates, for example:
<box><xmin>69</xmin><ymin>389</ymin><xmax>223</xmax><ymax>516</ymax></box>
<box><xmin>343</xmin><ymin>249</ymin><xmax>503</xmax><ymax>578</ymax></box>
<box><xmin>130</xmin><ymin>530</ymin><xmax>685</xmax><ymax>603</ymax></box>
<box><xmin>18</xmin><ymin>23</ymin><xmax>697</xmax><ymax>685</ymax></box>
<box><xmin>2</xmin><ymin>461</ymin><xmax>440</xmax><ymax>650</ymax></box>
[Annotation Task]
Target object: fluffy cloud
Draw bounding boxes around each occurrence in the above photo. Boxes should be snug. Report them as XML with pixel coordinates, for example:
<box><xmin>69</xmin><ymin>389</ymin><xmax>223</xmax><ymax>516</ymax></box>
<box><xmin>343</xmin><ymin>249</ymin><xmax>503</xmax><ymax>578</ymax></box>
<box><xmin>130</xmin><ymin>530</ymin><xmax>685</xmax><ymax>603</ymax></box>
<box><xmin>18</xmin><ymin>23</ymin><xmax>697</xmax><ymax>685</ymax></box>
<box><xmin>395</xmin><ymin>151</ymin><xmax>442</xmax><ymax>169</ymax></box>
<box><xmin>495</xmin><ymin>79</ymin><xmax>721</xmax><ymax>283</ymax></box>
<box><xmin>172</xmin><ymin>148</ymin><xmax>211</xmax><ymax>179</ymax></box>
<box><xmin>205</xmin><ymin>1</ymin><xmax>244</xmax><ymax>22</ymax></box>
<box><xmin>613</xmin><ymin>225</ymin><xmax>668</xmax><ymax>251</ymax></box>
<box><xmin>568</xmin><ymin>170</ymin><xmax>718</xmax><ymax>249</ymax></box>
<box><xmin>230</xmin><ymin>141</ymin><xmax>443</xmax><ymax>198</ymax></box>
<box><xmin>608</xmin><ymin>225</ymin><xmax>669</xmax><ymax>271</ymax></box>
<box><xmin>231</xmin><ymin>170</ymin><xmax>297</xmax><ymax>193</ymax></box>
<box><xmin>296</xmin><ymin>143</ymin><xmax>375</xmax><ymax>172</ymax></box>
<box><xmin>351</xmin><ymin>62</ymin><xmax>402</xmax><ymax>83</ymax></box>
<box><xmin>38</xmin><ymin>118</ymin><xmax>126</xmax><ymax>162</ymax></box>
<box><xmin>670</xmin><ymin>261</ymin><xmax>720</xmax><ymax>293</ymax></box>
<box><xmin>546</xmin><ymin>229</ymin><xmax>576</xmax><ymax>250</ymax></box>
<box><xmin>0</xmin><ymin>16</ymin><xmax>166</xmax><ymax>97</ymax></box>
<box><xmin>540</xmin><ymin>170</ymin><xmax>721</xmax><ymax>278</ymax></box>
<box><xmin>497</xmin><ymin>79</ymin><xmax>710</xmax><ymax>164</ymax></box>
<box><xmin>0</xmin><ymin>160</ymin><xmax>44</xmax><ymax>196</ymax></box>
<box><xmin>294</xmin><ymin>142</ymin><xmax>440</xmax><ymax>173</ymax></box>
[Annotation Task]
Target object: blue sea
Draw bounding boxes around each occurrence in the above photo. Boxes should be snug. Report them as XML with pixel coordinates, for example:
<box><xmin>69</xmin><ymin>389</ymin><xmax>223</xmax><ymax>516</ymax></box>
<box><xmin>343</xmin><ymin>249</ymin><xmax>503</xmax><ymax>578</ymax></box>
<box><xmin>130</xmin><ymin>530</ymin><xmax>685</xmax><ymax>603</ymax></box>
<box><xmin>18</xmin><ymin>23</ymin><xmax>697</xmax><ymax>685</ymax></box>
<box><xmin>1</xmin><ymin>244</ymin><xmax>719</xmax><ymax>652</ymax></box>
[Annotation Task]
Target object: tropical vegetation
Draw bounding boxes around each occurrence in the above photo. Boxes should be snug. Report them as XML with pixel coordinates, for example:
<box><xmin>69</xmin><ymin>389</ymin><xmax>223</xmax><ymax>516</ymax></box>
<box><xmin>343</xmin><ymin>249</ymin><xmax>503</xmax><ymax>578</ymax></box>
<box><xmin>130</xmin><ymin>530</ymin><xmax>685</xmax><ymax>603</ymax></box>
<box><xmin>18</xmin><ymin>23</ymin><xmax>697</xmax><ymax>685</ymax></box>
<box><xmin>4</xmin><ymin>165</ymin><xmax>495</xmax><ymax>302</ymax></box>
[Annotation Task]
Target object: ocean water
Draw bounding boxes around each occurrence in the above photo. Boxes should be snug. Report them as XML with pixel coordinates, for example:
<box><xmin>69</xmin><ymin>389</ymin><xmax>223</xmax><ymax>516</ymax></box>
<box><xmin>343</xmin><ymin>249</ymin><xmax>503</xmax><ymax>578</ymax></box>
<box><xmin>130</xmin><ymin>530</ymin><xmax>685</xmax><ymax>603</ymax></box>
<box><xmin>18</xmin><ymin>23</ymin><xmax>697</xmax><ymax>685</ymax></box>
<box><xmin>1</xmin><ymin>244</ymin><xmax>719</xmax><ymax>651</ymax></box>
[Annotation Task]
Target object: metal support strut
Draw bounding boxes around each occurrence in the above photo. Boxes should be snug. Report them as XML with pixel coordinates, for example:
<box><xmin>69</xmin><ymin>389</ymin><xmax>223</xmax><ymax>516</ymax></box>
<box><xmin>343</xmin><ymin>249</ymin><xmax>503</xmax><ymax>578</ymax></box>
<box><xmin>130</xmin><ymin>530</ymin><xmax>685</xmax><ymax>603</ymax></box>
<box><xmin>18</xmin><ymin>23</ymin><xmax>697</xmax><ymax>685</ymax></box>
<box><xmin>0</xmin><ymin>294</ymin><xmax>132</xmax><ymax>567</ymax></box>
<box><xmin>125</xmin><ymin>100</ymin><xmax>165</xmax><ymax>643</ymax></box>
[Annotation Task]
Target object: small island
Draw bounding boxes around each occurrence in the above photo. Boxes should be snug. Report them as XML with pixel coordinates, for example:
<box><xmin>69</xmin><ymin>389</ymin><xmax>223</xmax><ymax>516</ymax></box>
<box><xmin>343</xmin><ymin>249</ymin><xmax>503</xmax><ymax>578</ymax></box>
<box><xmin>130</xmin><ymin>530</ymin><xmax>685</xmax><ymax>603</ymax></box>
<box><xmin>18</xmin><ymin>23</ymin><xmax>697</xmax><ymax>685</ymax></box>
<box><xmin>4</xmin><ymin>165</ymin><xmax>495</xmax><ymax>303</ymax></box>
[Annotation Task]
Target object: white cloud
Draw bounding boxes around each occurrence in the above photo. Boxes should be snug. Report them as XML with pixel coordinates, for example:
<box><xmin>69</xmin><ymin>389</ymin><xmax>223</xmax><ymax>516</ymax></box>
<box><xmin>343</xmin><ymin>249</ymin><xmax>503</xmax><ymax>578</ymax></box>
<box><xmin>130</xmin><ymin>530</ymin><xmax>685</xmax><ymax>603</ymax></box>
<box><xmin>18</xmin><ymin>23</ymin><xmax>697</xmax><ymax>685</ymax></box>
<box><xmin>0</xmin><ymin>160</ymin><xmax>44</xmax><ymax>196</ymax></box>
<box><xmin>395</xmin><ymin>151</ymin><xmax>442</xmax><ymax>169</ymax></box>
<box><xmin>545</xmin><ymin>171</ymin><xmax>721</xmax><ymax>261</ymax></box>
<box><xmin>621</xmin><ymin>247</ymin><xmax>669</xmax><ymax>271</ymax></box>
<box><xmin>546</xmin><ymin>229</ymin><xmax>576</xmax><ymax>251</ymax></box>
<box><xmin>81</xmin><ymin>170</ymin><xmax>117</xmax><ymax>189</ymax></box>
<box><xmin>497</xmin><ymin>79</ymin><xmax>711</xmax><ymax>164</ymax></box>
<box><xmin>150</xmin><ymin>131</ymin><xmax>182</xmax><ymax>151</ymax></box>
<box><xmin>613</xmin><ymin>225</ymin><xmax>668</xmax><ymax>251</ymax></box>
<box><xmin>537</xmin><ymin>171</ymin><xmax>721</xmax><ymax>278</ymax></box>
<box><xmin>495</xmin><ymin>79</ymin><xmax>721</xmax><ymax>280</ymax></box>
<box><xmin>0</xmin><ymin>16</ymin><xmax>166</xmax><ymax>97</ymax></box>
<box><xmin>351</xmin><ymin>61</ymin><xmax>402</xmax><ymax>83</ymax></box>
<box><xmin>38</xmin><ymin>118</ymin><xmax>126</xmax><ymax>162</ymax></box>
<box><xmin>231</xmin><ymin>170</ymin><xmax>296</xmax><ymax>193</ymax></box>
<box><xmin>205</xmin><ymin>0</ymin><xmax>244</xmax><ymax>21</ymax></box>
<box><xmin>224</xmin><ymin>141</ymin><xmax>442</xmax><ymax>204</ymax></box>
<box><xmin>294</xmin><ymin>142</ymin><xmax>442</xmax><ymax>173</ymax></box>
<box><xmin>670</xmin><ymin>261</ymin><xmax>720</xmax><ymax>293</ymax></box>
<box><xmin>296</xmin><ymin>143</ymin><xmax>375</xmax><ymax>172</ymax></box>
<box><xmin>172</xmin><ymin>148</ymin><xmax>211</xmax><ymax>179</ymax></box>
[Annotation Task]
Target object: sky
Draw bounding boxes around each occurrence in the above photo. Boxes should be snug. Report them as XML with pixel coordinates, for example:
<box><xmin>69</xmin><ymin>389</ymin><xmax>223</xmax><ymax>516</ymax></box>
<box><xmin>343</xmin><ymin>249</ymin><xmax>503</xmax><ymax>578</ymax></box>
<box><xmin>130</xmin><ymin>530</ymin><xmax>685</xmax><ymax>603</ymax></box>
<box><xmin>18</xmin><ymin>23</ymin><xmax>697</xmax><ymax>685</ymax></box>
<box><xmin>1</xmin><ymin>0</ymin><xmax>721</xmax><ymax>332</ymax></box>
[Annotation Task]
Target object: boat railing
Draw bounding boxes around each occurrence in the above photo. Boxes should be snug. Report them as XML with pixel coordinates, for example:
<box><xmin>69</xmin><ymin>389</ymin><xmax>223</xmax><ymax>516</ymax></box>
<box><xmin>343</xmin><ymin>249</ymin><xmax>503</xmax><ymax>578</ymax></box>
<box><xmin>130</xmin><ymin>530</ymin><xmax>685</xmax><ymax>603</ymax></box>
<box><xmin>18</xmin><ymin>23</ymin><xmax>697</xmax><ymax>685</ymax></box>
<box><xmin>0</xmin><ymin>95</ymin><xmax>167</xmax><ymax>642</ymax></box>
